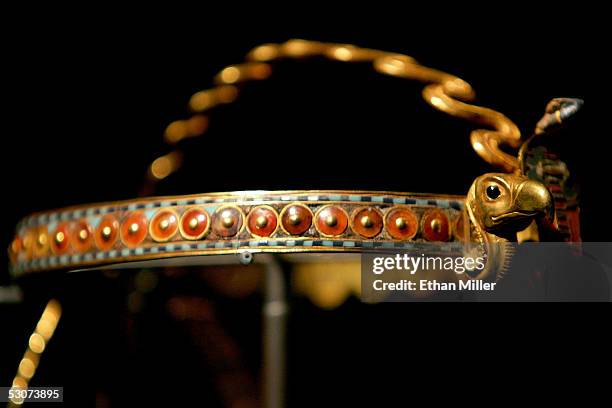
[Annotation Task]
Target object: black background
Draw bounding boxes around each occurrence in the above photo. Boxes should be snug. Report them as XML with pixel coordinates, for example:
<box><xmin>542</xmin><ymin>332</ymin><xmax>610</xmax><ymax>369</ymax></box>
<box><xmin>1</xmin><ymin>9</ymin><xmax>609</xmax><ymax>407</ymax></box>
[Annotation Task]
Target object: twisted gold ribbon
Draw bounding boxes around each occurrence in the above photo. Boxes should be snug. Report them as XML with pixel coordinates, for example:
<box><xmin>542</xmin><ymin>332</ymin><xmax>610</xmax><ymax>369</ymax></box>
<box><xmin>145</xmin><ymin>39</ymin><xmax>523</xmax><ymax>194</ymax></box>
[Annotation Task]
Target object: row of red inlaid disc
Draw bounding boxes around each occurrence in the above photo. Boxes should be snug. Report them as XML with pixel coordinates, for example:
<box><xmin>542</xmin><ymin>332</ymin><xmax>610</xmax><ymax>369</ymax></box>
<box><xmin>11</xmin><ymin>204</ymin><xmax>452</xmax><ymax>259</ymax></box>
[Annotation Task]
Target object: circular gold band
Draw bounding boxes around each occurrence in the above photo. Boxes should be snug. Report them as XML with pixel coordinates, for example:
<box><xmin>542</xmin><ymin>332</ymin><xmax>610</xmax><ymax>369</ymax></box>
<box><xmin>10</xmin><ymin>190</ymin><xmax>467</xmax><ymax>277</ymax></box>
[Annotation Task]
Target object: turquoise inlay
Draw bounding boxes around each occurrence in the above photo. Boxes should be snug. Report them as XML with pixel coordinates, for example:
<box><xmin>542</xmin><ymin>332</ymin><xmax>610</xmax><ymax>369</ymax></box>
<box><xmin>181</xmin><ymin>244</ymin><xmax>191</xmax><ymax>251</ymax></box>
<box><xmin>47</xmin><ymin>221</ymin><xmax>58</xmax><ymax>233</ymax></box>
<box><xmin>322</xmin><ymin>240</ymin><xmax>334</xmax><ymax>246</ymax></box>
<box><xmin>281</xmin><ymin>196</ymin><xmax>295</xmax><ymax>201</ymax></box>
<box><xmin>166</xmin><ymin>244</ymin><xmax>176</xmax><ymax>251</ymax></box>
<box><xmin>88</xmin><ymin>216</ymin><xmax>101</xmax><ymax>229</ymax></box>
<box><xmin>349</xmin><ymin>195</ymin><xmax>361</xmax><ymax>202</ymax></box>
<box><xmin>382</xmin><ymin>242</ymin><xmax>395</xmax><ymax>248</ymax></box>
<box><xmin>393</xmin><ymin>198</ymin><xmax>406</xmax><ymax>204</ymax></box>
<box><xmin>177</xmin><ymin>199</ymin><xmax>189</xmax><ymax>206</ymax></box>
<box><xmin>71</xmin><ymin>254</ymin><xmax>80</xmax><ymax>263</ymax></box>
<box><xmin>59</xmin><ymin>255</ymin><xmax>69</xmax><ymax>265</ymax></box>
<box><xmin>145</xmin><ymin>209</ymin><xmax>156</xmax><ymax>219</ymax></box>
<box><xmin>121</xmin><ymin>249</ymin><xmax>130</xmax><ymax>257</ymax></box>
<box><xmin>205</xmin><ymin>205</ymin><xmax>219</xmax><ymax>214</ymax></box>
<box><xmin>343</xmin><ymin>241</ymin><xmax>356</xmax><ymax>247</ymax></box>
<box><xmin>85</xmin><ymin>208</ymin><xmax>96</xmax><ymax>216</ymax></box>
<box><xmin>372</xmin><ymin>196</ymin><xmax>384</xmax><ymax>203</ymax></box>
<box><xmin>286</xmin><ymin>240</ymin><xmax>296</xmax><ymax>246</ymax></box>
<box><xmin>127</xmin><ymin>203</ymin><xmax>138</xmax><ymax>211</ymax></box>
<box><xmin>438</xmin><ymin>200</ymin><xmax>449</xmax><ymax>208</ymax></box>
<box><xmin>150</xmin><ymin>247</ymin><xmax>159</xmax><ymax>253</ymax></box>
<box><xmin>109</xmin><ymin>250</ymin><xmax>118</xmax><ymax>258</ymax></box>
<box><xmin>215</xmin><ymin>242</ymin><xmax>225</xmax><ymax>249</ymax></box>
<box><xmin>416</xmin><ymin>199</ymin><xmax>428</xmax><ymax>206</ymax></box>
<box><xmin>197</xmin><ymin>243</ymin><xmax>207</xmax><ymax>250</ymax></box>
<box><xmin>363</xmin><ymin>241</ymin><xmax>374</xmax><ymax>247</ymax></box>
<box><xmin>135</xmin><ymin>248</ymin><xmax>144</xmax><ymax>255</ymax></box>
<box><xmin>249</xmin><ymin>241</ymin><xmax>259</xmax><ymax>247</ymax></box>
<box><xmin>303</xmin><ymin>241</ymin><xmax>313</xmax><ymax>246</ymax></box>
<box><xmin>307</xmin><ymin>195</ymin><xmax>319</xmax><ymax>201</ymax></box>
<box><xmin>328</xmin><ymin>195</ymin><xmax>342</xmax><ymax>201</ymax></box>
<box><xmin>96</xmin><ymin>252</ymin><xmax>105</xmax><ymax>260</ymax></box>
<box><xmin>144</xmin><ymin>202</ymin><xmax>156</xmax><ymax>209</ymax></box>
<box><xmin>60</xmin><ymin>212</ymin><xmax>70</xmax><ymax>221</ymax></box>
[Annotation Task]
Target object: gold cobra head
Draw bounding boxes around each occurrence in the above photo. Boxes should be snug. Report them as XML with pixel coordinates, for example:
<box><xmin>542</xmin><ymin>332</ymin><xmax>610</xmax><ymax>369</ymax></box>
<box><xmin>467</xmin><ymin>173</ymin><xmax>554</xmax><ymax>240</ymax></box>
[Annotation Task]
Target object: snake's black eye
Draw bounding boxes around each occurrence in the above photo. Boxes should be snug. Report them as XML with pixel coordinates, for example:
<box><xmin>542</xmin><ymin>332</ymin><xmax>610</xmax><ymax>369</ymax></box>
<box><xmin>486</xmin><ymin>185</ymin><xmax>501</xmax><ymax>200</ymax></box>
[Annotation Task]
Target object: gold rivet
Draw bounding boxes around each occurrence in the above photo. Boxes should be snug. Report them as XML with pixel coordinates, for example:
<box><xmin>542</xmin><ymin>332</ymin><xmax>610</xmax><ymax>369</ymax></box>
<box><xmin>101</xmin><ymin>226</ymin><xmax>112</xmax><ymax>240</ymax></box>
<box><xmin>288</xmin><ymin>213</ymin><xmax>301</xmax><ymax>226</ymax></box>
<box><xmin>360</xmin><ymin>215</ymin><xmax>373</xmax><ymax>228</ymax></box>
<box><xmin>78</xmin><ymin>229</ymin><xmax>89</xmax><ymax>241</ymax></box>
<box><xmin>188</xmin><ymin>217</ymin><xmax>199</xmax><ymax>230</ymax></box>
<box><xmin>221</xmin><ymin>211</ymin><xmax>235</xmax><ymax>228</ymax></box>
<box><xmin>54</xmin><ymin>231</ymin><xmax>65</xmax><ymax>245</ymax></box>
<box><xmin>395</xmin><ymin>217</ymin><xmax>407</xmax><ymax>230</ymax></box>
<box><xmin>129</xmin><ymin>223</ymin><xmax>139</xmax><ymax>234</ymax></box>
<box><xmin>37</xmin><ymin>233</ymin><xmax>47</xmax><ymax>247</ymax></box>
<box><xmin>255</xmin><ymin>215</ymin><xmax>268</xmax><ymax>229</ymax></box>
<box><xmin>325</xmin><ymin>214</ymin><xmax>337</xmax><ymax>227</ymax></box>
<box><xmin>159</xmin><ymin>219</ymin><xmax>169</xmax><ymax>231</ymax></box>
<box><xmin>430</xmin><ymin>218</ymin><xmax>442</xmax><ymax>233</ymax></box>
